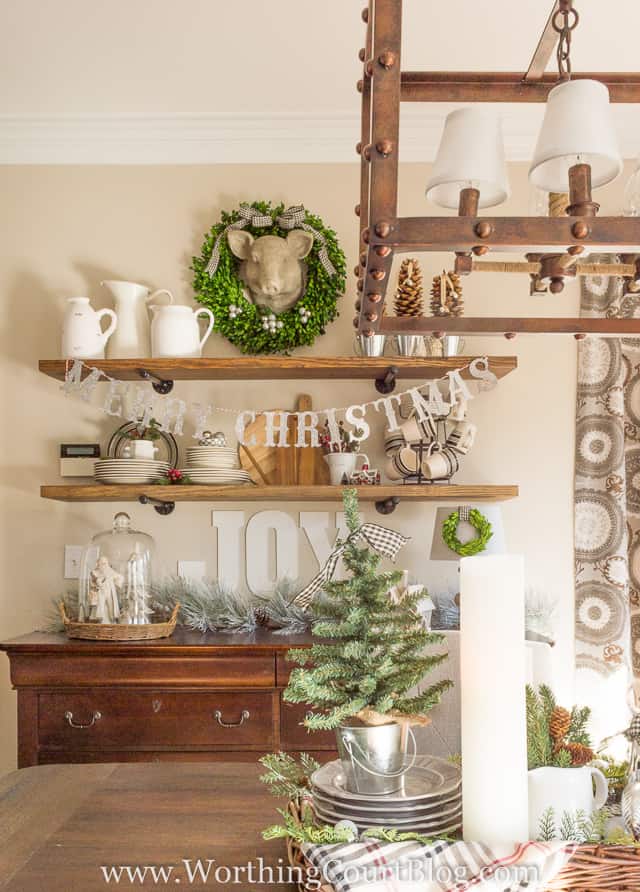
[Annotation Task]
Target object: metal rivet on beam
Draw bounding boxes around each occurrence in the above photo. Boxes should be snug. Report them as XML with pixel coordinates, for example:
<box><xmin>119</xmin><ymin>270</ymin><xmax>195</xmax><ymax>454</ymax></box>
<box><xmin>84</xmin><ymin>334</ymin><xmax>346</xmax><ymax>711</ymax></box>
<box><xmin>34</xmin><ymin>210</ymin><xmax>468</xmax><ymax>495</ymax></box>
<box><xmin>370</xmin><ymin>269</ymin><xmax>385</xmax><ymax>281</ymax></box>
<box><xmin>367</xmin><ymin>293</ymin><xmax>382</xmax><ymax>303</ymax></box>
<box><xmin>374</xmin><ymin>221</ymin><xmax>391</xmax><ymax>238</ymax></box>
<box><xmin>475</xmin><ymin>221</ymin><xmax>493</xmax><ymax>239</ymax></box>
<box><xmin>363</xmin><ymin>144</ymin><xmax>372</xmax><ymax>161</ymax></box>
<box><xmin>361</xmin><ymin>7</ymin><xmax>369</xmax><ymax>22</ymax></box>
<box><xmin>365</xmin><ymin>311</ymin><xmax>378</xmax><ymax>323</ymax></box>
<box><xmin>375</xmin><ymin>245</ymin><xmax>391</xmax><ymax>257</ymax></box>
<box><xmin>358</xmin><ymin>48</ymin><xmax>366</xmax><ymax>62</ymax></box>
<box><xmin>363</xmin><ymin>329</ymin><xmax>374</xmax><ymax>338</ymax></box>
<box><xmin>355</xmin><ymin>203</ymin><xmax>361</xmax><ymax>217</ymax></box>
<box><xmin>357</xmin><ymin>79</ymin><xmax>364</xmax><ymax>93</ymax></box>
<box><xmin>376</xmin><ymin>139</ymin><xmax>393</xmax><ymax>158</ymax></box>
<box><xmin>357</xmin><ymin>278</ymin><xmax>364</xmax><ymax>291</ymax></box>
<box><xmin>362</xmin><ymin>228</ymin><xmax>371</xmax><ymax>244</ymax></box>
<box><xmin>472</xmin><ymin>245</ymin><xmax>489</xmax><ymax>256</ymax></box>
<box><xmin>365</xmin><ymin>61</ymin><xmax>375</xmax><ymax>78</ymax></box>
<box><xmin>572</xmin><ymin>221</ymin><xmax>590</xmax><ymax>239</ymax></box>
<box><xmin>378</xmin><ymin>51</ymin><xmax>396</xmax><ymax>69</ymax></box>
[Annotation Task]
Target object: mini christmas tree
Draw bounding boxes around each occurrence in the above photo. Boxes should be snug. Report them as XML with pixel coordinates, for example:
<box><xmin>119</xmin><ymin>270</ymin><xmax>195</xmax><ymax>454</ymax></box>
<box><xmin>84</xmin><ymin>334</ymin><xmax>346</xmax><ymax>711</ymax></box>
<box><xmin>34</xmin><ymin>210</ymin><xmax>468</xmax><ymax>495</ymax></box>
<box><xmin>284</xmin><ymin>489</ymin><xmax>452</xmax><ymax>730</ymax></box>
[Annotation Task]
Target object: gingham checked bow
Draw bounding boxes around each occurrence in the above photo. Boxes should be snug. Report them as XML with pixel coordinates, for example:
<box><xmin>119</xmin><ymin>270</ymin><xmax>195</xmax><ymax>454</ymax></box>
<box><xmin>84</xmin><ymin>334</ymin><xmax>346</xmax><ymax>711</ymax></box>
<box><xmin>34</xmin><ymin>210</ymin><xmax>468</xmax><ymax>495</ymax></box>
<box><xmin>290</xmin><ymin>523</ymin><xmax>410</xmax><ymax>610</ymax></box>
<box><xmin>205</xmin><ymin>204</ymin><xmax>337</xmax><ymax>278</ymax></box>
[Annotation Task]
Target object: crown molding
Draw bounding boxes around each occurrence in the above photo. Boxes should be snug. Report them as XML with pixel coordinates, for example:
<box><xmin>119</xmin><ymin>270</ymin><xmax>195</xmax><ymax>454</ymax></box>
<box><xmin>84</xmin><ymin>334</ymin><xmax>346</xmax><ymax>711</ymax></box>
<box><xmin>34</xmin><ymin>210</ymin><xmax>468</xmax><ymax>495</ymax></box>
<box><xmin>0</xmin><ymin>107</ymin><xmax>637</xmax><ymax>164</ymax></box>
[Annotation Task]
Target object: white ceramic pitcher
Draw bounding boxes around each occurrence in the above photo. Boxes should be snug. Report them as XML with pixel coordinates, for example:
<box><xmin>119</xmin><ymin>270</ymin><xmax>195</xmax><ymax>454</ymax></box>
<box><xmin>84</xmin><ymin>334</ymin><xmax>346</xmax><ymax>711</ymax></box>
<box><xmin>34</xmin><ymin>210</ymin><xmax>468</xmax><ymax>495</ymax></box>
<box><xmin>528</xmin><ymin>766</ymin><xmax>608</xmax><ymax>839</ymax></box>
<box><xmin>61</xmin><ymin>297</ymin><xmax>118</xmax><ymax>359</ymax></box>
<box><xmin>102</xmin><ymin>280</ymin><xmax>164</xmax><ymax>359</ymax></box>
<box><xmin>149</xmin><ymin>291</ymin><xmax>215</xmax><ymax>358</ymax></box>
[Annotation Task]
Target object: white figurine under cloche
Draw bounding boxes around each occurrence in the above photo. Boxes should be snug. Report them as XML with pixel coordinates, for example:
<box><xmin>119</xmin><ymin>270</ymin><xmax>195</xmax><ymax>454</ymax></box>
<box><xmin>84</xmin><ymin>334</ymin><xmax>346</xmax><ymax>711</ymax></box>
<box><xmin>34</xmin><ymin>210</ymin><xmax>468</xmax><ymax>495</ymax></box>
<box><xmin>78</xmin><ymin>513</ymin><xmax>156</xmax><ymax>625</ymax></box>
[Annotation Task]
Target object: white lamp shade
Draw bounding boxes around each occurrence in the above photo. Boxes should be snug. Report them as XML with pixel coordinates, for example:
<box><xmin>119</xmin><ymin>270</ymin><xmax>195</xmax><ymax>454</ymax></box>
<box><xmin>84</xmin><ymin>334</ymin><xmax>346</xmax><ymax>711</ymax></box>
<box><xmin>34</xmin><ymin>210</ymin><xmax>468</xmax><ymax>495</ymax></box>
<box><xmin>430</xmin><ymin>504</ymin><xmax>506</xmax><ymax>561</ymax></box>
<box><xmin>426</xmin><ymin>108</ymin><xmax>510</xmax><ymax>209</ymax></box>
<box><xmin>529</xmin><ymin>79</ymin><xmax>622</xmax><ymax>192</ymax></box>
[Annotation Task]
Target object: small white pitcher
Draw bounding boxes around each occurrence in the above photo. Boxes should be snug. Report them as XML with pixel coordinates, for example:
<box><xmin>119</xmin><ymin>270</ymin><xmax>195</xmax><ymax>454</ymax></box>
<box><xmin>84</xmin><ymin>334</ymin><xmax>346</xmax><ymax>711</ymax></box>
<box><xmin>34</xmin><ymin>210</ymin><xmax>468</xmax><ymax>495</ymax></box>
<box><xmin>61</xmin><ymin>297</ymin><xmax>118</xmax><ymax>359</ymax></box>
<box><xmin>149</xmin><ymin>290</ymin><xmax>215</xmax><ymax>358</ymax></box>
<box><xmin>324</xmin><ymin>453</ymin><xmax>370</xmax><ymax>486</ymax></box>
<box><xmin>528</xmin><ymin>766</ymin><xmax>608</xmax><ymax>840</ymax></box>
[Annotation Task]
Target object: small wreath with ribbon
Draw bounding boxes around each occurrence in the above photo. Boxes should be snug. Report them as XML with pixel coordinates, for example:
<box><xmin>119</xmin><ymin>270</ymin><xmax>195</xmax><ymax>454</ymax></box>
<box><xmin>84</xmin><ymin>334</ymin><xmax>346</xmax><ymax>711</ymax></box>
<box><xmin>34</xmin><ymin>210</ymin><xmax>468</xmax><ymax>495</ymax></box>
<box><xmin>192</xmin><ymin>201</ymin><xmax>346</xmax><ymax>355</ymax></box>
<box><xmin>441</xmin><ymin>508</ymin><xmax>493</xmax><ymax>557</ymax></box>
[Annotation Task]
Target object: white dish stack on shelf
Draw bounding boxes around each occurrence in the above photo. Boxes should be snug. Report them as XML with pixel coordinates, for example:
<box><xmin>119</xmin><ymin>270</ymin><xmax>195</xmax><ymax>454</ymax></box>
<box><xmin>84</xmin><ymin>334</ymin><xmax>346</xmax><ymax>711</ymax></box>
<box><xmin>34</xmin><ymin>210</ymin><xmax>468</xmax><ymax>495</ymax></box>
<box><xmin>94</xmin><ymin>459</ymin><xmax>170</xmax><ymax>485</ymax></box>
<box><xmin>310</xmin><ymin>755</ymin><xmax>462</xmax><ymax>835</ymax></box>
<box><xmin>182</xmin><ymin>432</ymin><xmax>252</xmax><ymax>486</ymax></box>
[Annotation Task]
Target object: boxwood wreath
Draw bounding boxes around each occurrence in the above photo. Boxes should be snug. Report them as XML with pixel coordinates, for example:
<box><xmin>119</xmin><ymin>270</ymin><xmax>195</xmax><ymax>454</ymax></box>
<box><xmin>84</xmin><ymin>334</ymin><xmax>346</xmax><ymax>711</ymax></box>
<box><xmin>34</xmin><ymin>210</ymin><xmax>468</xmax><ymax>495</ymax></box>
<box><xmin>442</xmin><ymin>508</ymin><xmax>493</xmax><ymax>557</ymax></box>
<box><xmin>192</xmin><ymin>201</ymin><xmax>346</xmax><ymax>355</ymax></box>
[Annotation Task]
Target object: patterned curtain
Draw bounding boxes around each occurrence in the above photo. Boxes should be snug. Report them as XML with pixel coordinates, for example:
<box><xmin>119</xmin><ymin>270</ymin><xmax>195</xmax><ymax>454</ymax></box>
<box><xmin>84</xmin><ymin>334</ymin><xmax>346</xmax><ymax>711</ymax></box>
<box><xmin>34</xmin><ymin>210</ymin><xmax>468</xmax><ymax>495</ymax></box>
<box><xmin>575</xmin><ymin>257</ymin><xmax>639</xmax><ymax>743</ymax></box>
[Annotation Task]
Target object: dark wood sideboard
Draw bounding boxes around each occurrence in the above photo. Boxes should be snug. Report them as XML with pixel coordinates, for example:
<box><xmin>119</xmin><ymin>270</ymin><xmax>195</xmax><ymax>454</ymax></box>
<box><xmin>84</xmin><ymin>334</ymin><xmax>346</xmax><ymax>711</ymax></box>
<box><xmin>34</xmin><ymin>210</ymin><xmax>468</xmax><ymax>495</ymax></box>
<box><xmin>0</xmin><ymin>629</ymin><xmax>335</xmax><ymax>768</ymax></box>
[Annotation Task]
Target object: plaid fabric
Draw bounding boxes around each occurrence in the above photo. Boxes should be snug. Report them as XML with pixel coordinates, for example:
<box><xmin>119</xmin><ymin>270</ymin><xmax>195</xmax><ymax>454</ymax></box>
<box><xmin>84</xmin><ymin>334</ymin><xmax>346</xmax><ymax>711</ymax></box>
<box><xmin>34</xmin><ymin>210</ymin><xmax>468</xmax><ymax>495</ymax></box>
<box><xmin>290</xmin><ymin>523</ymin><xmax>410</xmax><ymax>609</ymax></box>
<box><xmin>206</xmin><ymin>203</ymin><xmax>337</xmax><ymax>277</ymax></box>
<box><xmin>302</xmin><ymin>839</ymin><xmax>574</xmax><ymax>892</ymax></box>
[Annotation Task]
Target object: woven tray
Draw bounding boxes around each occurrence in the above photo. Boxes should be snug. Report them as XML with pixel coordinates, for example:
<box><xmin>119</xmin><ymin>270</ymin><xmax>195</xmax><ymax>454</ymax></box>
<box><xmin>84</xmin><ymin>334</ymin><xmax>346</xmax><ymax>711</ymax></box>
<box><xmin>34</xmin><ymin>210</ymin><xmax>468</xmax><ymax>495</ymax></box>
<box><xmin>59</xmin><ymin>602</ymin><xmax>179</xmax><ymax>640</ymax></box>
<box><xmin>285</xmin><ymin>800</ymin><xmax>640</xmax><ymax>892</ymax></box>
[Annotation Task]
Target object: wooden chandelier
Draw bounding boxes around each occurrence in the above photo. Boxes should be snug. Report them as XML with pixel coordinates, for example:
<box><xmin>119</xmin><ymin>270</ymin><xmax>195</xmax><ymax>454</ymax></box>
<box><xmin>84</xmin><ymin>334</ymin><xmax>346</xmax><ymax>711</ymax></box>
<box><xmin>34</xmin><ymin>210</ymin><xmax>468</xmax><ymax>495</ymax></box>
<box><xmin>355</xmin><ymin>0</ymin><xmax>640</xmax><ymax>339</ymax></box>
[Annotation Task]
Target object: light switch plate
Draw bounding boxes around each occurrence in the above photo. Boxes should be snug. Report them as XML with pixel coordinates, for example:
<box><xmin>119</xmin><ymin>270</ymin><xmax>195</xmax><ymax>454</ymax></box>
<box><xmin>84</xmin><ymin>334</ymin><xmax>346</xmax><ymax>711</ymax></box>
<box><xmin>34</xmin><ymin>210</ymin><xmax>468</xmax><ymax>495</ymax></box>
<box><xmin>178</xmin><ymin>560</ymin><xmax>206</xmax><ymax>581</ymax></box>
<box><xmin>64</xmin><ymin>545</ymin><xmax>84</xmax><ymax>579</ymax></box>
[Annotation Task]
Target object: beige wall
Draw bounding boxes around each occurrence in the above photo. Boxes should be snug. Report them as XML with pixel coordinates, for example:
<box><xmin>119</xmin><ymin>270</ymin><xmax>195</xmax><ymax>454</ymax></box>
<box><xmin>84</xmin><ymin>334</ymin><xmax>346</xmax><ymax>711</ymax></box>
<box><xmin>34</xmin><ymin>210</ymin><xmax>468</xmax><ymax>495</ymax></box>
<box><xmin>0</xmin><ymin>160</ymin><xmax>628</xmax><ymax>776</ymax></box>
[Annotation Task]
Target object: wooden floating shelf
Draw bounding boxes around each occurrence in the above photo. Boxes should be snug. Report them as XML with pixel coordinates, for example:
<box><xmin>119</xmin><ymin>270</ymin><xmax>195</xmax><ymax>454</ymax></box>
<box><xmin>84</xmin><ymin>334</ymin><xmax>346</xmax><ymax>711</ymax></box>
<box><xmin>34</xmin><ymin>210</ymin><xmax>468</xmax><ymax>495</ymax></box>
<box><xmin>40</xmin><ymin>484</ymin><xmax>519</xmax><ymax>504</ymax></box>
<box><xmin>38</xmin><ymin>355</ymin><xmax>517</xmax><ymax>383</ymax></box>
<box><xmin>380</xmin><ymin>318</ymin><xmax>640</xmax><ymax>338</ymax></box>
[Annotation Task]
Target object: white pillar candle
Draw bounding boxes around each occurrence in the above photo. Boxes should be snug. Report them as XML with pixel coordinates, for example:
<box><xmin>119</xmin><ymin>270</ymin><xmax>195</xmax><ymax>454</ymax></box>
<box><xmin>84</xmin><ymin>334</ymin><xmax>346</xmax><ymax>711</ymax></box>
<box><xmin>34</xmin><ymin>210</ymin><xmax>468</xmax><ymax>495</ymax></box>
<box><xmin>460</xmin><ymin>554</ymin><xmax>528</xmax><ymax>844</ymax></box>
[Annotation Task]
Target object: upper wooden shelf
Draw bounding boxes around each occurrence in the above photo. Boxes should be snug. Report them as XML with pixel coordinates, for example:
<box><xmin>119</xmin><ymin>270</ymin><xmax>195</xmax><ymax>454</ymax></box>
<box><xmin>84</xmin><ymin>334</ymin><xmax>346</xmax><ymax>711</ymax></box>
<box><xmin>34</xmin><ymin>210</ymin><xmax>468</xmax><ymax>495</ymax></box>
<box><xmin>38</xmin><ymin>355</ymin><xmax>517</xmax><ymax>383</ymax></box>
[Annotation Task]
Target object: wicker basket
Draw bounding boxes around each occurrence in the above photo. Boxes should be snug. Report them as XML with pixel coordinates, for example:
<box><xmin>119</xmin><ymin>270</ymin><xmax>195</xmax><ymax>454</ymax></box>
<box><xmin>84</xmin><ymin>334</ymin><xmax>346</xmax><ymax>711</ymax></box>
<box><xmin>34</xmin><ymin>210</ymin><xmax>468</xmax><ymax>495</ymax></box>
<box><xmin>285</xmin><ymin>799</ymin><xmax>640</xmax><ymax>892</ymax></box>
<box><xmin>59</xmin><ymin>602</ymin><xmax>179</xmax><ymax>641</ymax></box>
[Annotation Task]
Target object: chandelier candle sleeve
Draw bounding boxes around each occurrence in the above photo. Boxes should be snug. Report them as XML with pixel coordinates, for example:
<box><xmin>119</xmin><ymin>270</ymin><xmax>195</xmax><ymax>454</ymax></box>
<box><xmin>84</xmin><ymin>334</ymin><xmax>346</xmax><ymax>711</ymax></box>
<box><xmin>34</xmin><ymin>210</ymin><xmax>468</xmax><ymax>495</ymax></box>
<box><xmin>460</xmin><ymin>554</ymin><xmax>528</xmax><ymax>845</ymax></box>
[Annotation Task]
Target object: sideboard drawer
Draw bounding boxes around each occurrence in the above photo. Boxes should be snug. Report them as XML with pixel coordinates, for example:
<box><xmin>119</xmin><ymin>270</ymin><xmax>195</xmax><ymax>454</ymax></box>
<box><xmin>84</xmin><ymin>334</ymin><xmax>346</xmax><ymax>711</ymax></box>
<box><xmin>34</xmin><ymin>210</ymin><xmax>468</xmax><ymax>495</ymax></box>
<box><xmin>38</xmin><ymin>690</ymin><xmax>274</xmax><ymax>750</ymax></box>
<box><xmin>280</xmin><ymin>700</ymin><xmax>336</xmax><ymax>751</ymax></box>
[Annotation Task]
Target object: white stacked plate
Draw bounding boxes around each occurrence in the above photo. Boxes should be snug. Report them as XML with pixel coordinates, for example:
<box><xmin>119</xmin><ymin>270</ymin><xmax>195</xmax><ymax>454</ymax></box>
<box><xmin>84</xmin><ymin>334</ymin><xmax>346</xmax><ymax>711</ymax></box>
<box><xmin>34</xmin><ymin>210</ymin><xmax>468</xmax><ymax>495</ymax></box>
<box><xmin>94</xmin><ymin>459</ymin><xmax>170</xmax><ymax>485</ymax></box>
<box><xmin>180</xmin><ymin>468</ymin><xmax>253</xmax><ymax>485</ymax></box>
<box><xmin>185</xmin><ymin>447</ymin><xmax>240</xmax><ymax>470</ymax></box>
<box><xmin>310</xmin><ymin>755</ymin><xmax>462</xmax><ymax>835</ymax></box>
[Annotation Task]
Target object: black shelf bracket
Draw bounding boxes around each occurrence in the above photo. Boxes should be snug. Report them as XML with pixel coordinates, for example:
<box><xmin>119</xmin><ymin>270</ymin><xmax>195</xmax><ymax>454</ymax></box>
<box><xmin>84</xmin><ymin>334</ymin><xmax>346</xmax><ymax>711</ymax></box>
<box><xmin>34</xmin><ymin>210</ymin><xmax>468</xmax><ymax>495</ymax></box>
<box><xmin>138</xmin><ymin>494</ymin><xmax>175</xmax><ymax>515</ymax></box>
<box><xmin>137</xmin><ymin>368</ymin><xmax>174</xmax><ymax>394</ymax></box>
<box><xmin>375</xmin><ymin>496</ymin><xmax>400</xmax><ymax>515</ymax></box>
<box><xmin>374</xmin><ymin>365</ymin><xmax>398</xmax><ymax>395</ymax></box>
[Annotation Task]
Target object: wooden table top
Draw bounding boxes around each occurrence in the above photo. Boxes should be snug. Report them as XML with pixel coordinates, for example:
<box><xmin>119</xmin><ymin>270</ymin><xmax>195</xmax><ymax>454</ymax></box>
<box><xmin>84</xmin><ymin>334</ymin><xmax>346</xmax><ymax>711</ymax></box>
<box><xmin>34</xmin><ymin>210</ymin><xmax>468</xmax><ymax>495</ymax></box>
<box><xmin>0</xmin><ymin>763</ymin><xmax>296</xmax><ymax>891</ymax></box>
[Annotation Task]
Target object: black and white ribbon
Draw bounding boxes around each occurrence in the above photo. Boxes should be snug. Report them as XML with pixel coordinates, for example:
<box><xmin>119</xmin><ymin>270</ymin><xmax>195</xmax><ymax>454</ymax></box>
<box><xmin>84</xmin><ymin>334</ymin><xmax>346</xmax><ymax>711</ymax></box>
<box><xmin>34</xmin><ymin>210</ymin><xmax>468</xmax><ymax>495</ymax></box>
<box><xmin>205</xmin><ymin>203</ymin><xmax>337</xmax><ymax>278</ymax></box>
<box><xmin>290</xmin><ymin>522</ymin><xmax>410</xmax><ymax>610</ymax></box>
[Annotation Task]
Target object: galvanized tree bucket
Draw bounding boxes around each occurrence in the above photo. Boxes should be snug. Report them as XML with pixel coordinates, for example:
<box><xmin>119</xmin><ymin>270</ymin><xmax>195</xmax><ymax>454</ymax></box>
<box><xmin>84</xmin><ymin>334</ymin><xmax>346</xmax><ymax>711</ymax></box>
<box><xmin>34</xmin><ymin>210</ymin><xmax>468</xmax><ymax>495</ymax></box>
<box><xmin>335</xmin><ymin>721</ymin><xmax>417</xmax><ymax>796</ymax></box>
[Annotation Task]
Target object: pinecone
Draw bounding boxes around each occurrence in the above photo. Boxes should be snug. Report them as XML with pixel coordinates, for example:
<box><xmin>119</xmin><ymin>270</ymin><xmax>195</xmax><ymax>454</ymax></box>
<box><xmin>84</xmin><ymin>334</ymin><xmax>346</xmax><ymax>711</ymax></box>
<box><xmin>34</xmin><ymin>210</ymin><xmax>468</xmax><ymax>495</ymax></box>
<box><xmin>560</xmin><ymin>741</ymin><xmax>595</xmax><ymax>767</ymax></box>
<box><xmin>430</xmin><ymin>270</ymin><xmax>464</xmax><ymax>317</ymax></box>
<box><xmin>549</xmin><ymin>706</ymin><xmax>572</xmax><ymax>742</ymax></box>
<box><xmin>394</xmin><ymin>259</ymin><xmax>424</xmax><ymax>317</ymax></box>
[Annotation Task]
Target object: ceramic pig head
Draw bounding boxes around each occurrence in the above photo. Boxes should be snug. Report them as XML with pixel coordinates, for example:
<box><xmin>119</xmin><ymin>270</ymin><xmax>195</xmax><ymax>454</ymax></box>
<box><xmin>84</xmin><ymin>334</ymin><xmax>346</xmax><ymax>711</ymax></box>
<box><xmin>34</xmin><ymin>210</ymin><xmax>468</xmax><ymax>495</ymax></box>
<box><xmin>227</xmin><ymin>229</ymin><xmax>314</xmax><ymax>314</ymax></box>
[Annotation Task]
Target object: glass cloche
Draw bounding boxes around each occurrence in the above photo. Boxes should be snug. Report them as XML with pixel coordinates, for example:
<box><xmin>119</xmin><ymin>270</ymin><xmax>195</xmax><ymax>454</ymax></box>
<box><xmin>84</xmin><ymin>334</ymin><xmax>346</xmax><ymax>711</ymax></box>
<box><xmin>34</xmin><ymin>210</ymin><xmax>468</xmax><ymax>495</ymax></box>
<box><xmin>78</xmin><ymin>513</ymin><xmax>156</xmax><ymax>625</ymax></box>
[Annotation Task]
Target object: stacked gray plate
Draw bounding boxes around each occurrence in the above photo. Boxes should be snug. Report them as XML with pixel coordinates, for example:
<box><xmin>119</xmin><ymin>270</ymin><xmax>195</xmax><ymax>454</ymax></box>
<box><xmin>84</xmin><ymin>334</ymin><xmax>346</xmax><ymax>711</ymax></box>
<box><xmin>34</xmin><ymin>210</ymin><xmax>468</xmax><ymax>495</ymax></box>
<box><xmin>310</xmin><ymin>755</ymin><xmax>462</xmax><ymax>835</ymax></box>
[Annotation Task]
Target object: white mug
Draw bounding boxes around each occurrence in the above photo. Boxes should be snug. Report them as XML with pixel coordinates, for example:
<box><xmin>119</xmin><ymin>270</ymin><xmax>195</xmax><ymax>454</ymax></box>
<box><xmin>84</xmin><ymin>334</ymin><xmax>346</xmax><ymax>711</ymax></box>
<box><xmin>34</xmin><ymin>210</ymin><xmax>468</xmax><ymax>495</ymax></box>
<box><xmin>130</xmin><ymin>440</ymin><xmax>158</xmax><ymax>460</ymax></box>
<box><xmin>528</xmin><ymin>766</ymin><xmax>608</xmax><ymax>840</ymax></box>
<box><xmin>324</xmin><ymin>453</ymin><xmax>369</xmax><ymax>486</ymax></box>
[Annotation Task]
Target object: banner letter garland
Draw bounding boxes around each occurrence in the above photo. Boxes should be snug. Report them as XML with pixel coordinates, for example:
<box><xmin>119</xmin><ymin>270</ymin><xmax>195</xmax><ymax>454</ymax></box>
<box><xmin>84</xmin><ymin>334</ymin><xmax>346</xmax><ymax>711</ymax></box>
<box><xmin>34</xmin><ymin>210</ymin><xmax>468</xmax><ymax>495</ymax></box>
<box><xmin>60</xmin><ymin>356</ymin><xmax>499</xmax><ymax>448</ymax></box>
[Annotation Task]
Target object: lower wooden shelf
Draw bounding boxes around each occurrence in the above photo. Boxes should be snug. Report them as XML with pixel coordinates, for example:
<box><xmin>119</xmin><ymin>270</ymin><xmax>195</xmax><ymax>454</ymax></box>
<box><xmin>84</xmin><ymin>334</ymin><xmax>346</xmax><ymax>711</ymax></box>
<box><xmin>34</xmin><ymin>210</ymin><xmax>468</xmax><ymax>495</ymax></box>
<box><xmin>40</xmin><ymin>483</ymin><xmax>518</xmax><ymax>503</ymax></box>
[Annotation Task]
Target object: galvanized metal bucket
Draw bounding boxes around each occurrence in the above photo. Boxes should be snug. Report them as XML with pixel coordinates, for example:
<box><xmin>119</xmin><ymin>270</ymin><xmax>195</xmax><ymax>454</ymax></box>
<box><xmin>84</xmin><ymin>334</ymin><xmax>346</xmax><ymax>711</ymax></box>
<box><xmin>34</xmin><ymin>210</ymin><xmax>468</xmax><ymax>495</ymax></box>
<box><xmin>354</xmin><ymin>334</ymin><xmax>387</xmax><ymax>357</ymax></box>
<box><xmin>335</xmin><ymin>721</ymin><xmax>416</xmax><ymax>796</ymax></box>
<box><xmin>395</xmin><ymin>335</ymin><xmax>422</xmax><ymax>356</ymax></box>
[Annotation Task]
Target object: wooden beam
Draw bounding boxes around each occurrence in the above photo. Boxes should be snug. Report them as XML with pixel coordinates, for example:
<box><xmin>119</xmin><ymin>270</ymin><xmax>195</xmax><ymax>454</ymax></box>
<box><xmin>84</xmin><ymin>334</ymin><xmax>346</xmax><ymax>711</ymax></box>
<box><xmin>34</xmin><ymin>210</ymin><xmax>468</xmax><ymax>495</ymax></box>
<box><xmin>400</xmin><ymin>71</ymin><xmax>640</xmax><ymax>103</ymax></box>
<box><xmin>389</xmin><ymin>216</ymin><xmax>640</xmax><ymax>253</ymax></box>
<box><xmin>359</xmin><ymin>0</ymin><xmax>402</xmax><ymax>336</ymax></box>
<box><xmin>524</xmin><ymin>1</ymin><xmax>560</xmax><ymax>82</ymax></box>
<box><xmin>472</xmin><ymin>260</ymin><xmax>637</xmax><ymax>277</ymax></box>
<box><xmin>380</xmin><ymin>317</ymin><xmax>640</xmax><ymax>337</ymax></box>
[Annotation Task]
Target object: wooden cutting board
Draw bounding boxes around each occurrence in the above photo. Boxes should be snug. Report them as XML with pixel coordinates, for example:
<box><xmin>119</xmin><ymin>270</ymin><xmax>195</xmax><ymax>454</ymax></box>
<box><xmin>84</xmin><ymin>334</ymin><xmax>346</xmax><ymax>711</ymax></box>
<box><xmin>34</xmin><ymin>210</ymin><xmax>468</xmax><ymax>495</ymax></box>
<box><xmin>239</xmin><ymin>394</ymin><xmax>329</xmax><ymax>485</ymax></box>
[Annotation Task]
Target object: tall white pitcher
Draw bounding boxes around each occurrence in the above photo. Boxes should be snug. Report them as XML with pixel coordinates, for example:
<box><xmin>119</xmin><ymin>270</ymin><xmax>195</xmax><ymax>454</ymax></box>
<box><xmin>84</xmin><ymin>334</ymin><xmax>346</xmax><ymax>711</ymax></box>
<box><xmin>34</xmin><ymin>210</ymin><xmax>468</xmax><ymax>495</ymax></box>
<box><xmin>102</xmin><ymin>280</ymin><xmax>165</xmax><ymax>359</ymax></box>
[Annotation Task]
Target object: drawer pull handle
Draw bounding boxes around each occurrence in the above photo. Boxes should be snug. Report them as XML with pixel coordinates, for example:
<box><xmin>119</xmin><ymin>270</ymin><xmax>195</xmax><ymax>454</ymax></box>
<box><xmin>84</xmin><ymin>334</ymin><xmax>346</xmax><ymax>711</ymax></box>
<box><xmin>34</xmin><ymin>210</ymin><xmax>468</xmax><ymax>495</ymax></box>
<box><xmin>64</xmin><ymin>710</ymin><xmax>102</xmax><ymax>729</ymax></box>
<box><xmin>214</xmin><ymin>709</ymin><xmax>250</xmax><ymax>728</ymax></box>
